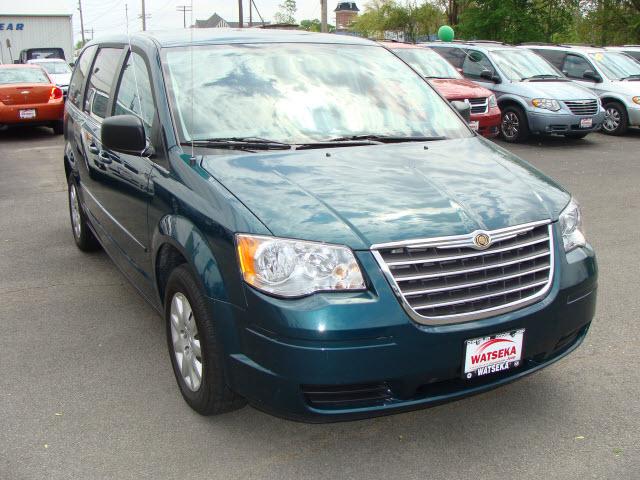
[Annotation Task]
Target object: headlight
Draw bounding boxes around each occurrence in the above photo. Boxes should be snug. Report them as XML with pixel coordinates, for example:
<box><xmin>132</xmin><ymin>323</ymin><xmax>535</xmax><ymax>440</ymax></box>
<box><xmin>236</xmin><ymin>234</ymin><xmax>365</xmax><ymax>297</ymax></box>
<box><xmin>488</xmin><ymin>94</ymin><xmax>498</xmax><ymax>108</ymax></box>
<box><xmin>558</xmin><ymin>198</ymin><xmax>586</xmax><ymax>252</ymax></box>
<box><xmin>633</xmin><ymin>96</ymin><xmax>640</xmax><ymax>105</ymax></box>
<box><xmin>532</xmin><ymin>98</ymin><xmax>561</xmax><ymax>111</ymax></box>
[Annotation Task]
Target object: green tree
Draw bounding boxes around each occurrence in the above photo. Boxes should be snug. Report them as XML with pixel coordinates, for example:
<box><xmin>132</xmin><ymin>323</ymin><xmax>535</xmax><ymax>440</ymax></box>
<box><xmin>300</xmin><ymin>19</ymin><xmax>336</xmax><ymax>32</ymax></box>
<box><xmin>274</xmin><ymin>0</ymin><xmax>297</xmax><ymax>24</ymax></box>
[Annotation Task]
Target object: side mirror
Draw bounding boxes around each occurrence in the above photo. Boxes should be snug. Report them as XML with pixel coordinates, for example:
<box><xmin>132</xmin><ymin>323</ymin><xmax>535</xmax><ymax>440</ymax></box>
<box><xmin>101</xmin><ymin>115</ymin><xmax>146</xmax><ymax>155</ymax></box>
<box><xmin>480</xmin><ymin>69</ymin><xmax>501</xmax><ymax>83</ymax></box>
<box><xmin>582</xmin><ymin>70</ymin><xmax>602</xmax><ymax>83</ymax></box>
<box><xmin>451</xmin><ymin>100</ymin><xmax>471</xmax><ymax>123</ymax></box>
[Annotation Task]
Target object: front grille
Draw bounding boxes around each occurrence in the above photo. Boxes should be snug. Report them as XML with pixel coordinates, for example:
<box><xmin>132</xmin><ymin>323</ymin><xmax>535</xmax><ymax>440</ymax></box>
<box><xmin>564</xmin><ymin>99</ymin><xmax>598</xmax><ymax>116</ymax></box>
<box><xmin>468</xmin><ymin>97</ymin><xmax>488</xmax><ymax>114</ymax></box>
<box><xmin>372</xmin><ymin>221</ymin><xmax>554</xmax><ymax>324</ymax></box>
<box><xmin>302</xmin><ymin>382</ymin><xmax>392</xmax><ymax>409</ymax></box>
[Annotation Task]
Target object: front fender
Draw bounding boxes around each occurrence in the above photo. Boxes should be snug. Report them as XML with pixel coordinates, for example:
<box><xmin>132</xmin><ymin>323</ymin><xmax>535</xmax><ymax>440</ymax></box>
<box><xmin>152</xmin><ymin>214</ymin><xmax>241</xmax><ymax>306</ymax></box>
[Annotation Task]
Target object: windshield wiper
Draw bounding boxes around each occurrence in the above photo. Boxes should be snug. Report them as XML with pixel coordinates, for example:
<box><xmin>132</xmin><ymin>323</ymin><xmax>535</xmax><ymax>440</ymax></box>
<box><xmin>521</xmin><ymin>74</ymin><xmax>564</xmax><ymax>81</ymax></box>
<box><xmin>181</xmin><ymin>137</ymin><xmax>292</xmax><ymax>150</ymax></box>
<box><xmin>324</xmin><ymin>134</ymin><xmax>447</xmax><ymax>143</ymax></box>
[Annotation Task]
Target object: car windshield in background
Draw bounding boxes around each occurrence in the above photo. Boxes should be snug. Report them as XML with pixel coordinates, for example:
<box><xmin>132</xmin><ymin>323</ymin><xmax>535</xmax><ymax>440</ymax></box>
<box><xmin>589</xmin><ymin>52</ymin><xmax>640</xmax><ymax>80</ymax></box>
<box><xmin>492</xmin><ymin>49</ymin><xmax>563</xmax><ymax>80</ymax></box>
<box><xmin>162</xmin><ymin>43</ymin><xmax>471</xmax><ymax>145</ymax></box>
<box><xmin>37</xmin><ymin>62</ymin><xmax>72</xmax><ymax>75</ymax></box>
<box><xmin>0</xmin><ymin>68</ymin><xmax>50</xmax><ymax>84</ymax></box>
<box><xmin>391</xmin><ymin>47</ymin><xmax>462</xmax><ymax>79</ymax></box>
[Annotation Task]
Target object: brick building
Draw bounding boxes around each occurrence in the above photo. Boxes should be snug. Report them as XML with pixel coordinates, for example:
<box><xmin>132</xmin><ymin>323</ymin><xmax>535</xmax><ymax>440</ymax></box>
<box><xmin>334</xmin><ymin>2</ymin><xmax>359</xmax><ymax>31</ymax></box>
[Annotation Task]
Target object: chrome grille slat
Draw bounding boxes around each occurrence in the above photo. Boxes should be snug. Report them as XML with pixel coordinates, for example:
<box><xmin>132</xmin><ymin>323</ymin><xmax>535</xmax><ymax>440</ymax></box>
<box><xmin>386</xmin><ymin>233</ymin><xmax>549</xmax><ymax>266</ymax></box>
<box><xmin>468</xmin><ymin>97</ymin><xmax>488</xmax><ymax>114</ymax></box>
<box><xmin>402</xmin><ymin>264</ymin><xmax>551</xmax><ymax>296</ymax></box>
<box><xmin>564</xmin><ymin>100</ymin><xmax>598</xmax><ymax>116</ymax></box>
<box><xmin>413</xmin><ymin>279</ymin><xmax>549</xmax><ymax>310</ymax></box>
<box><xmin>371</xmin><ymin>221</ymin><xmax>555</xmax><ymax>325</ymax></box>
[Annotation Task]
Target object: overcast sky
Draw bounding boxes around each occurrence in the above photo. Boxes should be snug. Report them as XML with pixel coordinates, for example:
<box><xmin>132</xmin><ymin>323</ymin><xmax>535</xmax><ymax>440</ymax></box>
<box><xmin>71</xmin><ymin>1</ymin><xmax>337</xmax><ymax>43</ymax></box>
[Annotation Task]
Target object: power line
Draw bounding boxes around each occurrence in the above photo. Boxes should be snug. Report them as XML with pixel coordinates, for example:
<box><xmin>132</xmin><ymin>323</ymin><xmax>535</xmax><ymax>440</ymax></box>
<box><xmin>176</xmin><ymin>5</ymin><xmax>192</xmax><ymax>29</ymax></box>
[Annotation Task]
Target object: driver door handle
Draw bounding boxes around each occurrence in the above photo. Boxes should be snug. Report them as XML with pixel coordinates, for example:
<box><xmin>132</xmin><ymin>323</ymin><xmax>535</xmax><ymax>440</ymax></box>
<box><xmin>98</xmin><ymin>150</ymin><xmax>113</xmax><ymax>164</ymax></box>
<box><xmin>88</xmin><ymin>143</ymin><xmax>100</xmax><ymax>155</ymax></box>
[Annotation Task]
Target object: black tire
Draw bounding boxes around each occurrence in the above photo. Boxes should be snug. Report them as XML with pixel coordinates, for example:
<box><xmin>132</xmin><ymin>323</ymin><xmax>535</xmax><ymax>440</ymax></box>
<box><xmin>52</xmin><ymin>121</ymin><xmax>64</xmax><ymax>135</ymax></box>
<box><xmin>67</xmin><ymin>175</ymin><xmax>100</xmax><ymax>251</ymax></box>
<box><xmin>565</xmin><ymin>132</ymin><xmax>588</xmax><ymax>139</ymax></box>
<box><xmin>500</xmin><ymin>105</ymin><xmax>530</xmax><ymax>143</ymax></box>
<box><xmin>602</xmin><ymin>101</ymin><xmax>628</xmax><ymax>135</ymax></box>
<box><xmin>164</xmin><ymin>264</ymin><xmax>246</xmax><ymax>415</ymax></box>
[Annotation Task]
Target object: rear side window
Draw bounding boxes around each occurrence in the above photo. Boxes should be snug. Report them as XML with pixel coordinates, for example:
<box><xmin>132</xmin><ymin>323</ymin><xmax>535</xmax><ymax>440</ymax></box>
<box><xmin>68</xmin><ymin>45</ymin><xmax>97</xmax><ymax>108</ymax></box>
<box><xmin>624</xmin><ymin>51</ymin><xmax>640</xmax><ymax>62</ymax></box>
<box><xmin>461</xmin><ymin>50</ymin><xmax>495</xmax><ymax>79</ymax></box>
<box><xmin>113</xmin><ymin>52</ymin><xmax>156</xmax><ymax>133</ymax></box>
<box><xmin>84</xmin><ymin>47</ymin><xmax>123</xmax><ymax>122</ymax></box>
<box><xmin>562</xmin><ymin>54</ymin><xmax>592</xmax><ymax>79</ymax></box>
<box><xmin>0</xmin><ymin>67</ymin><xmax>49</xmax><ymax>84</ymax></box>
<box><xmin>531</xmin><ymin>49</ymin><xmax>565</xmax><ymax>70</ymax></box>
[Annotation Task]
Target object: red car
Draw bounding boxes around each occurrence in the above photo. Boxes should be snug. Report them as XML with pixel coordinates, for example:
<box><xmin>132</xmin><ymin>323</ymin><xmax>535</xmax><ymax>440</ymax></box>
<box><xmin>381</xmin><ymin>42</ymin><xmax>501</xmax><ymax>137</ymax></box>
<box><xmin>0</xmin><ymin>64</ymin><xmax>64</xmax><ymax>134</ymax></box>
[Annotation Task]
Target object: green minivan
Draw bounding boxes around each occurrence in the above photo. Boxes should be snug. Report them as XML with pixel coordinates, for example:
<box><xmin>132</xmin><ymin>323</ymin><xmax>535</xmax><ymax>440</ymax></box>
<box><xmin>63</xmin><ymin>29</ymin><xmax>597</xmax><ymax>421</ymax></box>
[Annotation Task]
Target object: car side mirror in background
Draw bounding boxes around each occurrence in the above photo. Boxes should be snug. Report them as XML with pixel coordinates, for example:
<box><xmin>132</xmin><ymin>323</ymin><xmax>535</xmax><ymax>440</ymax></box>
<box><xmin>451</xmin><ymin>100</ymin><xmax>471</xmax><ymax>123</ymax></box>
<box><xmin>480</xmin><ymin>69</ymin><xmax>501</xmax><ymax>83</ymax></box>
<box><xmin>101</xmin><ymin>115</ymin><xmax>146</xmax><ymax>155</ymax></box>
<box><xmin>582</xmin><ymin>70</ymin><xmax>602</xmax><ymax>83</ymax></box>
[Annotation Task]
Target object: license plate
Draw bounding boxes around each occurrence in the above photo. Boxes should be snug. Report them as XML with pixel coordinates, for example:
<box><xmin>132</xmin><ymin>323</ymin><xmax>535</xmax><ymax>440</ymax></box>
<box><xmin>580</xmin><ymin>118</ymin><xmax>593</xmax><ymax>129</ymax></box>
<box><xmin>19</xmin><ymin>109</ymin><xmax>36</xmax><ymax>119</ymax></box>
<box><xmin>464</xmin><ymin>329</ymin><xmax>524</xmax><ymax>379</ymax></box>
<box><xmin>469</xmin><ymin>120</ymin><xmax>480</xmax><ymax>131</ymax></box>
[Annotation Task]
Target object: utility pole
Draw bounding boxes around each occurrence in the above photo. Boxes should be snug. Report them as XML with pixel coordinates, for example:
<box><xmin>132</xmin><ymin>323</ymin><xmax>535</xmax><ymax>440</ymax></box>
<box><xmin>249</xmin><ymin>0</ymin><xmax>252</xmax><ymax>27</ymax></box>
<box><xmin>84</xmin><ymin>28</ymin><xmax>94</xmax><ymax>40</ymax></box>
<box><xmin>141</xmin><ymin>0</ymin><xmax>147</xmax><ymax>30</ymax></box>
<box><xmin>238</xmin><ymin>0</ymin><xmax>243</xmax><ymax>28</ymax></box>
<box><xmin>176</xmin><ymin>5</ymin><xmax>192</xmax><ymax>28</ymax></box>
<box><xmin>320</xmin><ymin>0</ymin><xmax>328</xmax><ymax>33</ymax></box>
<box><xmin>78</xmin><ymin>0</ymin><xmax>86</xmax><ymax>44</ymax></box>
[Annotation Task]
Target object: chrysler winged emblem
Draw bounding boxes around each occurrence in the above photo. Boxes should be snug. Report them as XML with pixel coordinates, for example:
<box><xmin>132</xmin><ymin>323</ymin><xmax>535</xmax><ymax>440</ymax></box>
<box><xmin>473</xmin><ymin>232</ymin><xmax>492</xmax><ymax>249</ymax></box>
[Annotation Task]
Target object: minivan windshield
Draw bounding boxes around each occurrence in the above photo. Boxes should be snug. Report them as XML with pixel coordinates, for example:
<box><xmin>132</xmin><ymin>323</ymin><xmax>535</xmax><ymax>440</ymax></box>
<box><xmin>390</xmin><ymin>47</ymin><xmax>462</xmax><ymax>79</ymax></box>
<box><xmin>491</xmin><ymin>49</ymin><xmax>563</xmax><ymax>81</ymax></box>
<box><xmin>589</xmin><ymin>52</ymin><xmax>640</xmax><ymax>80</ymax></box>
<box><xmin>162</xmin><ymin>43</ymin><xmax>471</xmax><ymax>145</ymax></box>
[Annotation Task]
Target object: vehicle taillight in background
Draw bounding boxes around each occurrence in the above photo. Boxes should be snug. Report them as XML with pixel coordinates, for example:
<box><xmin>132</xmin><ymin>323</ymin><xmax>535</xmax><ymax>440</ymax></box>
<box><xmin>49</xmin><ymin>86</ymin><xmax>63</xmax><ymax>101</ymax></box>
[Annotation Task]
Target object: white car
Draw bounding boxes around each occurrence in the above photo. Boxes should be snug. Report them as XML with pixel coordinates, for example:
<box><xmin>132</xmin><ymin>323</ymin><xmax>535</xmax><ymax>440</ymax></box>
<box><xmin>26</xmin><ymin>58</ymin><xmax>72</xmax><ymax>98</ymax></box>
<box><xmin>606</xmin><ymin>45</ymin><xmax>640</xmax><ymax>63</ymax></box>
<box><xmin>523</xmin><ymin>45</ymin><xmax>640</xmax><ymax>135</ymax></box>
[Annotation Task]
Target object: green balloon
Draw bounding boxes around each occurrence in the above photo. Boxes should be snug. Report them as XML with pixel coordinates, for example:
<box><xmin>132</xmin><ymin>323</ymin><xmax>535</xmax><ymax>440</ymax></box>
<box><xmin>438</xmin><ymin>25</ymin><xmax>455</xmax><ymax>42</ymax></box>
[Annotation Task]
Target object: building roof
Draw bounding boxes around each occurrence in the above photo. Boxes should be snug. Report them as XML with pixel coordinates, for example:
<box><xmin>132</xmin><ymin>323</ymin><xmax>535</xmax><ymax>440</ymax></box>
<box><xmin>0</xmin><ymin>0</ymin><xmax>73</xmax><ymax>16</ymax></box>
<box><xmin>89</xmin><ymin>28</ymin><xmax>377</xmax><ymax>48</ymax></box>
<box><xmin>194</xmin><ymin>12</ymin><xmax>269</xmax><ymax>29</ymax></box>
<box><xmin>335</xmin><ymin>2</ymin><xmax>359</xmax><ymax>12</ymax></box>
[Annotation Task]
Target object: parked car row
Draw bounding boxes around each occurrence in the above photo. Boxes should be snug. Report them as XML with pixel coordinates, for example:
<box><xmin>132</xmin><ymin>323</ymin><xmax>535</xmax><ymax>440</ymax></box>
<box><xmin>381</xmin><ymin>40</ymin><xmax>640</xmax><ymax>143</ymax></box>
<box><xmin>62</xmin><ymin>30</ymin><xmax>598</xmax><ymax>421</ymax></box>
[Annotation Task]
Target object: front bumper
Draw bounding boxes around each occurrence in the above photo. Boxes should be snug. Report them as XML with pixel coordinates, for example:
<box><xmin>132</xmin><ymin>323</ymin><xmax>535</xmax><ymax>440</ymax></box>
<box><xmin>219</xmin><ymin>226</ymin><xmax>597</xmax><ymax>422</ymax></box>
<box><xmin>627</xmin><ymin>103</ymin><xmax>640</xmax><ymax>126</ymax></box>
<box><xmin>527</xmin><ymin>109</ymin><xmax>605</xmax><ymax>135</ymax></box>
<box><xmin>472</xmin><ymin>107</ymin><xmax>501</xmax><ymax>138</ymax></box>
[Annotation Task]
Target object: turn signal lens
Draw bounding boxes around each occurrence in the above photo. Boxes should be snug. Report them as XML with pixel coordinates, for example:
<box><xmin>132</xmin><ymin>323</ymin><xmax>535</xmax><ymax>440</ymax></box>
<box><xmin>49</xmin><ymin>86</ymin><xmax>63</xmax><ymax>101</ymax></box>
<box><xmin>633</xmin><ymin>96</ymin><xmax>640</xmax><ymax>105</ymax></box>
<box><xmin>559</xmin><ymin>198</ymin><xmax>586</xmax><ymax>252</ymax></box>
<box><xmin>532</xmin><ymin>98</ymin><xmax>561</xmax><ymax>111</ymax></box>
<box><xmin>236</xmin><ymin>234</ymin><xmax>365</xmax><ymax>297</ymax></box>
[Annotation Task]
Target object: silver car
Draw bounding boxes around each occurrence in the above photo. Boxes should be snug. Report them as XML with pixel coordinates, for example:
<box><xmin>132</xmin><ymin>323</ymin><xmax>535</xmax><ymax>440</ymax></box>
<box><xmin>526</xmin><ymin>45</ymin><xmax>640</xmax><ymax>135</ymax></box>
<box><xmin>424</xmin><ymin>41</ymin><xmax>604</xmax><ymax>143</ymax></box>
<box><xmin>26</xmin><ymin>58</ymin><xmax>72</xmax><ymax>99</ymax></box>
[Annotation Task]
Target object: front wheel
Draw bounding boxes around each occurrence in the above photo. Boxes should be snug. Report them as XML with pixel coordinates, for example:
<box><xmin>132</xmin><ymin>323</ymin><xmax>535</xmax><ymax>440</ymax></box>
<box><xmin>67</xmin><ymin>176</ymin><xmax>100</xmax><ymax>251</ymax></box>
<box><xmin>602</xmin><ymin>101</ymin><xmax>628</xmax><ymax>135</ymax></box>
<box><xmin>500</xmin><ymin>106</ymin><xmax>530</xmax><ymax>143</ymax></box>
<box><xmin>165</xmin><ymin>265</ymin><xmax>246</xmax><ymax>415</ymax></box>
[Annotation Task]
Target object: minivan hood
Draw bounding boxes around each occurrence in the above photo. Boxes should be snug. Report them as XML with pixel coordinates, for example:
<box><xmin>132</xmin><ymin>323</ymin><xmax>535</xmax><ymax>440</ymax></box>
<box><xmin>516</xmin><ymin>80</ymin><xmax>596</xmax><ymax>100</ymax></box>
<box><xmin>201</xmin><ymin>137</ymin><xmax>569</xmax><ymax>249</ymax></box>
<box><xmin>429</xmin><ymin>78</ymin><xmax>493</xmax><ymax>100</ymax></box>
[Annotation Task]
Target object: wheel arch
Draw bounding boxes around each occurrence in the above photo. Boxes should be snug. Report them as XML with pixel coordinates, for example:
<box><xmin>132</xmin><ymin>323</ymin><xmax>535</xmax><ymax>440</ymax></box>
<box><xmin>497</xmin><ymin>96</ymin><xmax>528</xmax><ymax>113</ymax></box>
<box><xmin>151</xmin><ymin>214</ymin><xmax>233</xmax><ymax>308</ymax></box>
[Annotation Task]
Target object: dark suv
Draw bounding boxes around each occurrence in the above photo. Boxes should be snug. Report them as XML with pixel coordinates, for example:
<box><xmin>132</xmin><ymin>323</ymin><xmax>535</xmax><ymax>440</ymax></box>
<box><xmin>64</xmin><ymin>30</ymin><xmax>597</xmax><ymax>421</ymax></box>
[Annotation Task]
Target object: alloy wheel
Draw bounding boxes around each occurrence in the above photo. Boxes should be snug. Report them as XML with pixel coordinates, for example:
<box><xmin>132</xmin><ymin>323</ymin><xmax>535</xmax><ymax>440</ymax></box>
<box><xmin>603</xmin><ymin>107</ymin><xmax>621</xmax><ymax>133</ymax></box>
<box><xmin>501</xmin><ymin>112</ymin><xmax>519</xmax><ymax>140</ymax></box>
<box><xmin>170</xmin><ymin>292</ymin><xmax>203</xmax><ymax>392</ymax></box>
<box><xmin>69</xmin><ymin>183</ymin><xmax>82</xmax><ymax>241</ymax></box>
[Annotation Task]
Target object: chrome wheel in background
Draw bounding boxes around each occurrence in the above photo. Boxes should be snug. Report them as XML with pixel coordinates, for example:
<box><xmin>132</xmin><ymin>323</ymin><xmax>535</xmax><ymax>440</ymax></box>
<box><xmin>69</xmin><ymin>183</ymin><xmax>82</xmax><ymax>241</ymax></box>
<box><xmin>170</xmin><ymin>292</ymin><xmax>203</xmax><ymax>392</ymax></box>
<box><xmin>602</xmin><ymin>106</ymin><xmax>620</xmax><ymax>133</ymax></box>
<box><xmin>501</xmin><ymin>111</ymin><xmax>520</xmax><ymax>140</ymax></box>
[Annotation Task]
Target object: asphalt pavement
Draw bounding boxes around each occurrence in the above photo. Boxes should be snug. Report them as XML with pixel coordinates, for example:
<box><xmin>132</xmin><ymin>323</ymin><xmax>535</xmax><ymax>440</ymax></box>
<box><xmin>1</xmin><ymin>127</ymin><xmax>638</xmax><ymax>479</ymax></box>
